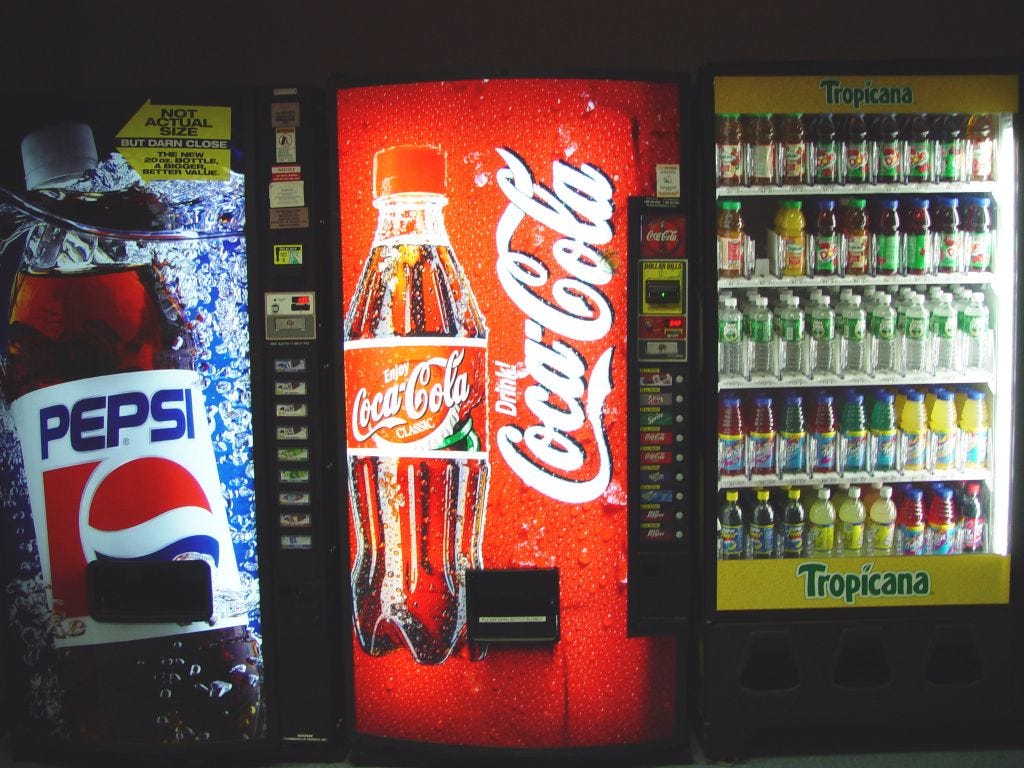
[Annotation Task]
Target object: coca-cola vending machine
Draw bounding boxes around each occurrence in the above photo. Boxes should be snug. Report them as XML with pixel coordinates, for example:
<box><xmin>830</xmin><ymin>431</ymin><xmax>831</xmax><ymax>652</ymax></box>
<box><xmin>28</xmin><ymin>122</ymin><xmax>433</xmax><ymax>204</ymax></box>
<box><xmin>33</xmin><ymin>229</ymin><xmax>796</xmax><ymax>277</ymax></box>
<box><xmin>0</xmin><ymin>87</ymin><xmax>343</xmax><ymax>759</ymax></box>
<box><xmin>333</xmin><ymin>76</ymin><xmax>694</xmax><ymax>761</ymax></box>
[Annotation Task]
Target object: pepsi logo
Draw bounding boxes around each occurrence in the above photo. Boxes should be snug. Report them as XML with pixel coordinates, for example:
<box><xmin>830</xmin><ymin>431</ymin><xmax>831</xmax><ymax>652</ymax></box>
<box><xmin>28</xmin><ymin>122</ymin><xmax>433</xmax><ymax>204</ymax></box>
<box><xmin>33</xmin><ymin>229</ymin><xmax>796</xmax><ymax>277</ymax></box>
<box><xmin>80</xmin><ymin>456</ymin><xmax>220</xmax><ymax>567</ymax></box>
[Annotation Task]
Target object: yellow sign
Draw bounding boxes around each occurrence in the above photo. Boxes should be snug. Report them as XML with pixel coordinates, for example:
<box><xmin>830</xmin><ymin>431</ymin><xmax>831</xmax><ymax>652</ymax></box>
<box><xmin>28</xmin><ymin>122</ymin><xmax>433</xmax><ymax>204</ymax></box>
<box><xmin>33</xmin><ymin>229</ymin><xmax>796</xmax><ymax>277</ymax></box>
<box><xmin>116</xmin><ymin>101</ymin><xmax>232</xmax><ymax>181</ymax></box>
<box><xmin>640</xmin><ymin>260</ymin><xmax>685</xmax><ymax>315</ymax></box>
<box><xmin>273</xmin><ymin>244</ymin><xmax>304</xmax><ymax>266</ymax></box>
<box><xmin>717</xmin><ymin>554</ymin><xmax>1010</xmax><ymax>611</ymax></box>
<box><xmin>714</xmin><ymin>75</ymin><xmax>1019</xmax><ymax>115</ymax></box>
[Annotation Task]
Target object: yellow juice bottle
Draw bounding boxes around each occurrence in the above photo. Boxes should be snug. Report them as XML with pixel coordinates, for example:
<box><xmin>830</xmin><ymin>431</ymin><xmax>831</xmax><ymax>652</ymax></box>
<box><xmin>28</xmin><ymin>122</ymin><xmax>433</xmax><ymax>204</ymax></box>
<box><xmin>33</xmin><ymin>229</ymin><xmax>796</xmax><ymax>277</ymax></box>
<box><xmin>776</xmin><ymin>200</ymin><xmax>807</xmax><ymax>277</ymax></box>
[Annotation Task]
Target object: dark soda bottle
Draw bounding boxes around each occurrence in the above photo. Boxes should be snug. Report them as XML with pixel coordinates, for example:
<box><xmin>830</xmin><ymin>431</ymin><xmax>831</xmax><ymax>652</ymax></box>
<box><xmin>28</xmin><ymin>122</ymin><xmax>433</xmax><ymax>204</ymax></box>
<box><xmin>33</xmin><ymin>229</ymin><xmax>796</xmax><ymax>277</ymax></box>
<box><xmin>779</xmin><ymin>113</ymin><xmax>807</xmax><ymax>185</ymax></box>
<box><xmin>933</xmin><ymin>197</ymin><xmax>962</xmax><ymax>273</ymax></box>
<box><xmin>874</xmin><ymin>199</ymin><xmax>900</xmax><ymax>276</ymax></box>
<box><xmin>748</xmin><ymin>114</ymin><xmax>776</xmax><ymax>186</ymax></box>
<box><xmin>813</xmin><ymin>114</ymin><xmax>839</xmax><ymax>185</ymax></box>
<box><xmin>907</xmin><ymin>114</ymin><xmax>932</xmax><ymax>183</ymax></box>
<box><xmin>843</xmin><ymin>113</ymin><xmax>869</xmax><ymax>184</ymax></box>
<box><xmin>842</xmin><ymin>198</ymin><xmax>869</xmax><ymax>275</ymax></box>
<box><xmin>781</xmin><ymin>488</ymin><xmax>806</xmax><ymax>558</ymax></box>
<box><xmin>749</xmin><ymin>489</ymin><xmax>776</xmax><ymax>559</ymax></box>
<box><xmin>937</xmin><ymin>114</ymin><xmax>965</xmax><ymax>182</ymax></box>
<box><xmin>962</xmin><ymin>196</ymin><xmax>993</xmax><ymax>272</ymax></box>
<box><xmin>966</xmin><ymin>114</ymin><xmax>994</xmax><ymax>182</ymax></box>
<box><xmin>719</xmin><ymin>491</ymin><xmax>745</xmax><ymax>560</ymax></box>
<box><xmin>810</xmin><ymin>393</ymin><xmax>837</xmax><ymax>475</ymax></box>
<box><xmin>779</xmin><ymin>394</ymin><xmax>807</xmax><ymax>476</ymax></box>
<box><xmin>716</xmin><ymin>113</ymin><xmax>745</xmax><ymax>186</ymax></box>
<box><xmin>905</xmin><ymin>198</ymin><xmax>932</xmax><ymax>275</ymax></box>
<box><xmin>872</xmin><ymin>114</ymin><xmax>902</xmax><ymax>183</ymax></box>
<box><xmin>813</xmin><ymin>199</ymin><xmax>838</xmax><ymax>276</ymax></box>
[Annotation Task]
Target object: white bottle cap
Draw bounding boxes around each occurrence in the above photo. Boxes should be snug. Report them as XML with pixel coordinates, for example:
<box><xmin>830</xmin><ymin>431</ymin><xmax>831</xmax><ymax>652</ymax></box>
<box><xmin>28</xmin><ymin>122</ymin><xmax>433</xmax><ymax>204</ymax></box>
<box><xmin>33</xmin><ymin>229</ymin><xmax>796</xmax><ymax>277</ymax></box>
<box><xmin>21</xmin><ymin>122</ymin><xmax>98</xmax><ymax>190</ymax></box>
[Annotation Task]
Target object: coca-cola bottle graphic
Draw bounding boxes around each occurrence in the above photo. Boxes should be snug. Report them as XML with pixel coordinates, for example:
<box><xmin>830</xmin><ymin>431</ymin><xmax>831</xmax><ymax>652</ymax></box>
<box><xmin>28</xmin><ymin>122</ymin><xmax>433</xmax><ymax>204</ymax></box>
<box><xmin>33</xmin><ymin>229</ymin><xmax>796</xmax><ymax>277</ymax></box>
<box><xmin>0</xmin><ymin>123</ymin><xmax>263</xmax><ymax>742</ymax></box>
<box><xmin>344</xmin><ymin>145</ymin><xmax>489</xmax><ymax>665</ymax></box>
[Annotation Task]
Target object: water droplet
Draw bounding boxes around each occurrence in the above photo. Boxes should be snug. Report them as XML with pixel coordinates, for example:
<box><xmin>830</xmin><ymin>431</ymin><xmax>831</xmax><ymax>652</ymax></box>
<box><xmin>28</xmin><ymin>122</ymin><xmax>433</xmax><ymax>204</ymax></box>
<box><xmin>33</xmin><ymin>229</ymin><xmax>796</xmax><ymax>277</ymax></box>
<box><xmin>578</xmin><ymin>547</ymin><xmax>591</xmax><ymax>566</ymax></box>
<box><xmin>159</xmin><ymin>688</ymin><xmax>172</xmax><ymax>700</ymax></box>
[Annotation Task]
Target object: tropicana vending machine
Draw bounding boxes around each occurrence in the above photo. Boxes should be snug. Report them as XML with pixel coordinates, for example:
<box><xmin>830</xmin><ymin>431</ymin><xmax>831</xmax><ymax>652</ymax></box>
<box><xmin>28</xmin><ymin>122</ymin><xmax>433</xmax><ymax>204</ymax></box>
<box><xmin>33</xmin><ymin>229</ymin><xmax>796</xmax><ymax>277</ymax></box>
<box><xmin>699</xmin><ymin>63</ymin><xmax>1024</xmax><ymax>759</ymax></box>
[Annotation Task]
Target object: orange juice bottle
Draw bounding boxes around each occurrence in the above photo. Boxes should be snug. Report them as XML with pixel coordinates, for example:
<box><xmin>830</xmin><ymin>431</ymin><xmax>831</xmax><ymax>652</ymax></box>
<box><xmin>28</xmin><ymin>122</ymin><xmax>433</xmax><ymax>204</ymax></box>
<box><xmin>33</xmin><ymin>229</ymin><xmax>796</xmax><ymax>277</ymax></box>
<box><xmin>776</xmin><ymin>200</ymin><xmax>807</xmax><ymax>277</ymax></box>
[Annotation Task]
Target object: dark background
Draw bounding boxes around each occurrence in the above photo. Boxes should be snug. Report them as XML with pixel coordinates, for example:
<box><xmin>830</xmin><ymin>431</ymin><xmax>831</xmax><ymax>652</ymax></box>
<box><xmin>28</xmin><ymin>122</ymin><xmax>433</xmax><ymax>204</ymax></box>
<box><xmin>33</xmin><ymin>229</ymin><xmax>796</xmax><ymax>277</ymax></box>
<box><xmin>2</xmin><ymin>0</ymin><xmax>1022</xmax><ymax>93</ymax></box>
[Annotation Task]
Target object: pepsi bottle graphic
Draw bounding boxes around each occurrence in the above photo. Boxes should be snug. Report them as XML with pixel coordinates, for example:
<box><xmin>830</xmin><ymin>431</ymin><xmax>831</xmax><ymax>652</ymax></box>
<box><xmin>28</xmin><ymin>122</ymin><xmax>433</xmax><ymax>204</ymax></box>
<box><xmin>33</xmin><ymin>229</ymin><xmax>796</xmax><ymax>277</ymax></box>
<box><xmin>0</xmin><ymin>124</ymin><xmax>263</xmax><ymax>743</ymax></box>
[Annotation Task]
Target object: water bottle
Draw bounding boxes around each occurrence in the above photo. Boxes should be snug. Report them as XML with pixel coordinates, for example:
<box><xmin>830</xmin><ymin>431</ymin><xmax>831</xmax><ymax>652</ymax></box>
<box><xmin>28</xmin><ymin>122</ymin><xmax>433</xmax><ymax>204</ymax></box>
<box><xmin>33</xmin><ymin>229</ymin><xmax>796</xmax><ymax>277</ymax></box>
<box><xmin>778</xmin><ymin>295</ymin><xmax>806</xmax><ymax>378</ymax></box>
<box><xmin>869</xmin><ymin>293</ymin><xmax>898</xmax><ymax>377</ymax></box>
<box><xmin>839</xmin><ymin>294</ymin><xmax>868</xmax><ymax>377</ymax></box>
<box><xmin>930</xmin><ymin>293</ymin><xmax>957</xmax><ymax>373</ymax></box>
<box><xmin>719</xmin><ymin>296</ymin><xmax>746</xmax><ymax>378</ymax></box>
<box><xmin>808</xmin><ymin>295</ymin><xmax>837</xmax><ymax>378</ymax></box>
<box><xmin>901</xmin><ymin>293</ymin><xmax>931</xmax><ymax>375</ymax></box>
<box><xmin>748</xmin><ymin>296</ymin><xmax>775</xmax><ymax>379</ymax></box>
<box><xmin>959</xmin><ymin>291</ymin><xmax>991</xmax><ymax>371</ymax></box>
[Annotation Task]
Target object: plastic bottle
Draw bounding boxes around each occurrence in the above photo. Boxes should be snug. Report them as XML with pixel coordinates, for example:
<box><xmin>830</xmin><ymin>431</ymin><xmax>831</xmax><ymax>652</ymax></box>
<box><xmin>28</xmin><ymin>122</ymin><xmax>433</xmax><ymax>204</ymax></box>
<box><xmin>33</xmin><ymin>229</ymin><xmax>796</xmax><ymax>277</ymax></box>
<box><xmin>959</xmin><ymin>291</ymin><xmax>991</xmax><ymax>371</ymax></box>
<box><xmin>778</xmin><ymin>394</ymin><xmax>808</xmax><ymax>476</ymax></box>
<box><xmin>813</xmin><ymin>199</ymin><xmax>839</xmax><ymax>276</ymax></box>
<box><xmin>959</xmin><ymin>388</ymin><xmax>990</xmax><ymax>470</ymax></box>
<box><xmin>719</xmin><ymin>296</ymin><xmax>746</xmax><ymax>378</ymax></box>
<box><xmin>839</xmin><ymin>391</ymin><xmax>868</xmax><ymax>474</ymax></box>
<box><xmin>899</xmin><ymin>390</ymin><xmax>929</xmax><ymax>473</ymax></box>
<box><xmin>838</xmin><ymin>486</ymin><xmax>866</xmax><ymax>556</ymax></box>
<box><xmin>842</xmin><ymin>198</ymin><xmax>869</xmax><ymax>275</ymax></box>
<box><xmin>748</xmin><ymin>296</ymin><xmax>775</xmax><ymax>378</ymax></box>
<box><xmin>843</xmin><ymin>113</ymin><xmax>869</xmax><ymax>184</ymax></box>
<box><xmin>748</xmin><ymin>395</ymin><xmax>777</xmax><ymax>477</ymax></box>
<box><xmin>929</xmin><ymin>389</ymin><xmax>959</xmax><ymax>472</ymax></box>
<box><xmin>907</xmin><ymin>114</ymin><xmax>932</xmax><ymax>183</ymax></box>
<box><xmin>781</xmin><ymin>488</ymin><xmax>806</xmax><ymax>558</ymax></box>
<box><xmin>808</xmin><ymin>488</ymin><xmax>837</xmax><ymax>556</ymax></box>
<box><xmin>716</xmin><ymin>114</ymin><xmax>745</xmax><ymax>187</ymax></box>
<box><xmin>937</xmin><ymin>114</ymin><xmax>965</xmax><ymax>182</ymax></box>
<box><xmin>813</xmin><ymin>113</ymin><xmax>839</xmax><ymax>185</ymax></box>
<box><xmin>839</xmin><ymin>294</ymin><xmax>868</xmax><ymax>377</ymax></box>
<box><xmin>873</xmin><ymin>114</ymin><xmax>903</xmax><ymax>183</ymax></box>
<box><xmin>897</xmin><ymin>487</ymin><xmax>926</xmax><ymax>555</ymax></box>
<box><xmin>869</xmin><ymin>391</ymin><xmax>898</xmax><ymax>474</ymax></box>
<box><xmin>901</xmin><ymin>293</ymin><xmax>930</xmax><ymax>375</ymax></box>
<box><xmin>719</xmin><ymin>491</ymin><xmax>745</xmax><ymax>560</ymax></box>
<box><xmin>932</xmin><ymin>197</ymin><xmax>962</xmax><ymax>273</ymax></box>
<box><xmin>748</xmin><ymin>113</ymin><xmax>776</xmax><ymax>185</ymax></box>
<box><xmin>780</xmin><ymin>113</ymin><xmax>808</xmax><ymax>185</ymax></box>
<box><xmin>867</xmin><ymin>485</ymin><xmax>897</xmax><ymax>555</ymax></box>
<box><xmin>869</xmin><ymin>294</ymin><xmax>898</xmax><ymax>377</ymax></box>
<box><xmin>778</xmin><ymin>295</ymin><xmax>806</xmax><ymax>377</ymax></box>
<box><xmin>904</xmin><ymin>198</ymin><xmax>933</xmax><ymax>275</ymax></box>
<box><xmin>928</xmin><ymin>293</ymin><xmax>957</xmax><ymax>374</ymax></box>
<box><xmin>749</xmin><ymin>489</ymin><xmax>777</xmax><ymax>559</ymax></box>
<box><xmin>718</xmin><ymin>394</ymin><xmax>746</xmax><ymax>478</ymax></box>
<box><xmin>874</xmin><ymin>199</ymin><xmax>900</xmax><ymax>275</ymax></box>
<box><xmin>966</xmin><ymin>114</ymin><xmax>994</xmax><ymax>182</ymax></box>
<box><xmin>926</xmin><ymin>486</ymin><xmax>957</xmax><ymax>554</ymax></box>
<box><xmin>808</xmin><ymin>295</ymin><xmax>837</xmax><ymax>378</ymax></box>
<box><xmin>962</xmin><ymin>196</ymin><xmax>993</xmax><ymax>272</ymax></box>
<box><xmin>810</xmin><ymin>393</ymin><xmax>838</xmax><ymax>475</ymax></box>
<box><xmin>776</xmin><ymin>200</ymin><xmax>807</xmax><ymax>277</ymax></box>
<box><xmin>960</xmin><ymin>481</ymin><xmax>986</xmax><ymax>553</ymax></box>
<box><xmin>717</xmin><ymin>199</ymin><xmax>745</xmax><ymax>277</ymax></box>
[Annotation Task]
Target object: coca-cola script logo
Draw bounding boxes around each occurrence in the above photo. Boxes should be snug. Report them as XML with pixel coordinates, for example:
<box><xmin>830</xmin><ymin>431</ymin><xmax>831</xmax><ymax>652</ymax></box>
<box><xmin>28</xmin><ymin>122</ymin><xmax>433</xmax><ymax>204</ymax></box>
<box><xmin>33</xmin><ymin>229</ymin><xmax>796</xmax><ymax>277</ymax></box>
<box><xmin>494</xmin><ymin>148</ymin><xmax>615</xmax><ymax>503</ymax></box>
<box><xmin>351</xmin><ymin>348</ymin><xmax>473</xmax><ymax>447</ymax></box>
<box><xmin>641</xmin><ymin>214</ymin><xmax>685</xmax><ymax>259</ymax></box>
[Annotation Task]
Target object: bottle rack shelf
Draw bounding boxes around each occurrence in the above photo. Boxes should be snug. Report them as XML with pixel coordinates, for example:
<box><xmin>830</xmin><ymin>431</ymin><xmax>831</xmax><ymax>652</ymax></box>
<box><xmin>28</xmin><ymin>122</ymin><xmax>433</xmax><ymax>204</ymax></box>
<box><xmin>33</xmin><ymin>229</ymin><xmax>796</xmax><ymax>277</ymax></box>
<box><xmin>715</xmin><ymin>181</ymin><xmax>997</xmax><ymax>198</ymax></box>
<box><xmin>718</xmin><ymin>466</ymin><xmax>991</xmax><ymax>491</ymax></box>
<box><xmin>719</xmin><ymin>272</ymin><xmax>995</xmax><ymax>290</ymax></box>
<box><xmin>719</xmin><ymin>370</ymin><xmax>994</xmax><ymax>392</ymax></box>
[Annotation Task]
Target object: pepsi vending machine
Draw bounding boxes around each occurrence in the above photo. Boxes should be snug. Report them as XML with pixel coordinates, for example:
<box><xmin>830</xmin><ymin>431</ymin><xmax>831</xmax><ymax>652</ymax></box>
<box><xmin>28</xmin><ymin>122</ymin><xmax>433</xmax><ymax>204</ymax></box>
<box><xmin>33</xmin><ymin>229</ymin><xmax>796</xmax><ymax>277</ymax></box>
<box><xmin>332</xmin><ymin>75</ymin><xmax>694</xmax><ymax>762</ymax></box>
<box><xmin>0</xmin><ymin>87</ymin><xmax>342</xmax><ymax>759</ymax></box>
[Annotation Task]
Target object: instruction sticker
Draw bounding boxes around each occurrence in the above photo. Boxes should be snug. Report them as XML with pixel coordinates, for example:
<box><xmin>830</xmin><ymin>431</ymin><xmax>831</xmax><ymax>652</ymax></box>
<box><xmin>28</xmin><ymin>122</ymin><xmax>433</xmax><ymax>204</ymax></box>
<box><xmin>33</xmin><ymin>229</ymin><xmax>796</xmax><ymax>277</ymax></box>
<box><xmin>116</xmin><ymin>101</ymin><xmax>231</xmax><ymax>181</ymax></box>
<box><xmin>274</xmin><ymin>243</ymin><xmax>304</xmax><ymax>265</ymax></box>
<box><xmin>276</xmin><ymin>128</ymin><xmax>297</xmax><ymax>163</ymax></box>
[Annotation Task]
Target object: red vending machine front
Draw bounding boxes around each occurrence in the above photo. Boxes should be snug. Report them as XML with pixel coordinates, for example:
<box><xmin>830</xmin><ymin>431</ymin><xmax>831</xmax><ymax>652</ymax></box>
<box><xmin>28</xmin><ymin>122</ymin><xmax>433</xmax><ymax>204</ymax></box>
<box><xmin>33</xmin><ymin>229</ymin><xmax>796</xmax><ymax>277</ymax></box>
<box><xmin>333</xmin><ymin>76</ymin><xmax>692</xmax><ymax>762</ymax></box>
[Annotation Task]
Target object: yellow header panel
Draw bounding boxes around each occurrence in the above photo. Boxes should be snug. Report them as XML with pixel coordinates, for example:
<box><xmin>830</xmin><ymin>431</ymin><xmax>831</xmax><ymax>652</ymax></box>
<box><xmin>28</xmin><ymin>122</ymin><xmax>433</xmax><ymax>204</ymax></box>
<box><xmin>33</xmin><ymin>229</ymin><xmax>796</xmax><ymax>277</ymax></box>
<box><xmin>717</xmin><ymin>554</ymin><xmax>1010</xmax><ymax>611</ymax></box>
<box><xmin>714</xmin><ymin>75</ymin><xmax>1019</xmax><ymax>115</ymax></box>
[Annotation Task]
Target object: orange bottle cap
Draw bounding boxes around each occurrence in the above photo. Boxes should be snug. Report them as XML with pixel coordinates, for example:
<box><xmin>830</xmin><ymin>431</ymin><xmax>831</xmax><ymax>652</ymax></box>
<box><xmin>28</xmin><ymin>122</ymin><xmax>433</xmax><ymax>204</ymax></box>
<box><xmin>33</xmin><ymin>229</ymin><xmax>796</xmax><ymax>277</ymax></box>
<box><xmin>373</xmin><ymin>145</ymin><xmax>446</xmax><ymax>196</ymax></box>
